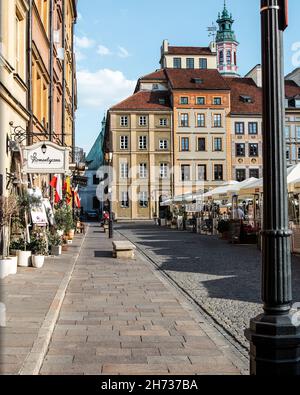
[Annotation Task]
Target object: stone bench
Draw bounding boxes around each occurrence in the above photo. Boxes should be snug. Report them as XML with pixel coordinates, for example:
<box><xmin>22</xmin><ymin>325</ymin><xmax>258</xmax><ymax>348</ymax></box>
<box><xmin>112</xmin><ymin>241</ymin><xmax>136</xmax><ymax>260</ymax></box>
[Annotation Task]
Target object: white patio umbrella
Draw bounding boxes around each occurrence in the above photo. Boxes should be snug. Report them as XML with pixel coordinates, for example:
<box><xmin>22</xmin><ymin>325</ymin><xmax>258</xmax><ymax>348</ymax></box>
<box><xmin>201</xmin><ymin>181</ymin><xmax>239</xmax><ymax>200</ymax></box>
<box><xmin>287</xmin><ymin>164</ymin><xmax>300</xmax><ymax>185</ymax></box>
<box><xmin>211</xmin><ymin>179</ymin><xmax>258</xmax><ymax>199</ymax></box>
<box><xmin>239</xmin><ymin>178</ymin><xmax>263</xmax><ymax>196</ymax></box>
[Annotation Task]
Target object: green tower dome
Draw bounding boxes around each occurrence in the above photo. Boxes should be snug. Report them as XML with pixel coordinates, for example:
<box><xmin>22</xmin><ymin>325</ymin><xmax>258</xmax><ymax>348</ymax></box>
<box><xmin>216</xmin><ymin>1</ymin><xmax>237</xmax><ymax>43</ymax></box>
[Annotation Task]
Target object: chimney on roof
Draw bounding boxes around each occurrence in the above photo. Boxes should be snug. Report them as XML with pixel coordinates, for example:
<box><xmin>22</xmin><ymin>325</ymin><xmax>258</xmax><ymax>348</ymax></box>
<box><xmin>209</xmin><ymin>41</ymin><xmax>217</xmax><ymax>53</ymax></box>
<box><xmin>245</xmin><ymin>65</ymin><xmax>262</xmax><ymax>87</ymax></box>
<box><xmin>160</xmin><ymin>40</ymin><xmax>169</xmax><ymax>69</ymax></box>
<box><xmin>162</xmin><ymin>39</ymin><xmax>169</xmax><ymax>54</ymax></box>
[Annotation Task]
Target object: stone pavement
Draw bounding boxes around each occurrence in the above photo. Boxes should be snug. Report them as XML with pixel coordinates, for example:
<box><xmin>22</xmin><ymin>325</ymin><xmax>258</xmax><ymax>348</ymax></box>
<box><xmin>39</xmin><ymin>224</ymin><xmax>247</xmax><ymax>375</ymax></box>
<box><xmin>0</xmin><ymin>233</ymin><xmax>85</xmax><ymax>375</ymax></box>
<box><xmin>115</xmin><ymin>222</ymin><xmax>300</xmax><ymax>351</ymax></box>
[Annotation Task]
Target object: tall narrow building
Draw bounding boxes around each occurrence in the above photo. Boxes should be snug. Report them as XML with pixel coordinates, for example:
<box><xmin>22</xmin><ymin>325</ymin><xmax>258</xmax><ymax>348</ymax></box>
<box><xmin>216</xmin><ymin>1</ymin><xmax>239</xmax><ymax>77</ymax></box>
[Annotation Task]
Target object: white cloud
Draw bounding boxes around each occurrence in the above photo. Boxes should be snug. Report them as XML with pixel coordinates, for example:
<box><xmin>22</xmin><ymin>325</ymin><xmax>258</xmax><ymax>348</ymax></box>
<box><xmin>117</xmin><ymin>46</ymin><xmax>130</xmax><ymax>58</ymax></box>
<box><xmin>75</xmin><ymin>36</ymin><xmax>95</xmax><ymax>49</ymax></box>
<box><xmin>77</xmin><ymin>12</ymin><xmax>82</xmax><ymax>21</ymax></box>
<box><xmin>75</xmin><ymin>48</ymin><xmax>85</xmax><ymax>62</ymax></box>
<box><xmin>77</xmin><ymin>69</ymin><xmax>136</xmax><ymax>109</ymax></box>
<box><xmin>97</xmin><ymin>45</ymin><xmax>111</xmax><ymax>56</ymax></box>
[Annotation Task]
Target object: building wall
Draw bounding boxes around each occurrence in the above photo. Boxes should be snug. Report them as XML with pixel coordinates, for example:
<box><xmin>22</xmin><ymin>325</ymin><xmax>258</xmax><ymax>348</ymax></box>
<box><xmin>0</xmin><ymin>0</ymin><xmax>30</xmax><ymax>195</ymax></box>
<box><xmin>63</xmin><ymin>0</ymin><xmax>76</xmax><ymax>151</ymax></box>
<box><xmin>172</xmin><ymin>90</ymin><xmax>230</xmax><ymax>195</ymax></box>
<box><xmin>162</xmin><ymin>54</ymin><xmax>217</xmax><ymax>70</ymax></box>
<box><xmin>52</xmin><ymin>0</ymin><xmax>63</xmax><ymax>145</ymax></box>
<box><xmin>32</xmin><ymin>0</ymin><xmax>50</xmax><ymax>137</ymax></box>
<box><xmin>109</xmin><ymin>111</ymin><xmax>173</xmax><ymax>220</ymax></box>
<box><xmin>285</xmin><ymin>110</ymin><xmax>300</xmax><ymax>166</ymax></box>
<box><xmin>230</xmin><ymin>115</ymin><xmax>263</xmax><ymax>181</ymax></box>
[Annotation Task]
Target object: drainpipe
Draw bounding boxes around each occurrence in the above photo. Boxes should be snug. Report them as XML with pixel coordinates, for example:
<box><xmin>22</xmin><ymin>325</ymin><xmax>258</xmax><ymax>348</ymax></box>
<box><xmin>49</xmin><ymin>0</ymin><xmax>54</xmax><ymax>142</ymax></box>
<box><xmin>27</xmin><ymin>0</ymin><xmax>33</xmax><ymax>146</ymax></box>
<box><xmin>61</xmin><ymin>0</ymin><xmax>66</xmax><ymax>146</ymax></box>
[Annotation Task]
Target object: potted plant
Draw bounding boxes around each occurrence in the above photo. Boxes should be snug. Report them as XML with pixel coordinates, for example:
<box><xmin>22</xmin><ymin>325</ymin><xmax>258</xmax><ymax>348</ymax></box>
<box><xmin>48</xmin><ymin>232</ymin><xmax>63</xmax><ymax>256</ymax></box>
<box><xmin>54</xmin><ymin>204</ymin><xmax>75</xmax><ymax>240</ymax></box>
<box><xmin>0</xmin><ymin>196</ymin><xmax>18</xmax><ymax>279</ymax></box>
<box><xmin>17</xmin><ymin>240</ymin><xmax>32</xmax><ymax>267</ymax></box>
<box><xmin>30</xmin><ymin>233</ymin><xmax>48</xmax><ymax>269</ymax></box>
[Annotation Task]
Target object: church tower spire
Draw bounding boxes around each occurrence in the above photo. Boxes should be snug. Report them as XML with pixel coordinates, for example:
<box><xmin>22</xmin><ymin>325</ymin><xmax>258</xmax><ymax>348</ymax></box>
<box><xmin>216</xmin><ymin>1</ymin><xmax>239</xmax><ymax>77</ymax></box>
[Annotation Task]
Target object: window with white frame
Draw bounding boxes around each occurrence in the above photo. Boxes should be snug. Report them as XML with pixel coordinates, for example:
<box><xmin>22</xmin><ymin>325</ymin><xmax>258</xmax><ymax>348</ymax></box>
<box><xmin>160</xmin><ymin>163</ymin><xmax>168</xmax><ymax>179</ymax></box>
<box><xmin>120</xmin><ymin>116</ymin><xmax>129</xmax><ymax>127</ymax></box>
<box><xmin>214</xmin><ymin>114</ymin><xmax>222</xmax><ymax>128</ymax></box>
<box><xmin>139</xmin><ymin>163</ymin><xmax>147</xmax><ymax>178</ymax></box>
<box><xmin>139</xmin><ymin>191</ymin><xmax>148</xmax><ymax>208</ymax></box>
<box><xmin>120</xmin><ymin>192</ymin><xmax>129</xmax><ymax>208</ymax></box>
<box><xmin>197</xmin><ymin>114</ymin><xmax>205</xmax><ymax>127</ymax></box>
<box><xmin>120</xmin><ymin>136</ymin><xmax>128</xmax><ymax>150</ymax></box>
<box><xmin>159</xmin><ymin>140</ymin><xmax>168</xmax><ymax>150</ymax></box>
<box><xmin>120</xmin><ymin>163</ymin><xmax>128</xmax><ymax>179</ymax></box>
<box><xmin>180</xmin><ymin>114</ymin><xmax>189</xmax><ymax>127</ymax></box>
<box><xmin>160</xmin><ymin>118</ymin><xmax>167</xmax><ymax>127</ymax></box>
<box><xmin>139</xmin><ymin>136</ymin><xmax>147</xmax><ymax>150</ymax></box>
<box><xmin>139</xmin><ymin>116</ymin><xmax>147</xmax><ymax>126</ymax></box>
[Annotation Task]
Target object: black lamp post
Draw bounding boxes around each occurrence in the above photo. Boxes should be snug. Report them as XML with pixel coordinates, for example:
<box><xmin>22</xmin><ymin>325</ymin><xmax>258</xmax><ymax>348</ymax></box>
<box><xmin>245</xmin><ymin>0</ymin><xmax>300</xmax><ymax>375</ymax></box>
<box><xmin>106</xmin><ymin>152</ymin><xmax>113</xmax><ymax>239</ymax></box>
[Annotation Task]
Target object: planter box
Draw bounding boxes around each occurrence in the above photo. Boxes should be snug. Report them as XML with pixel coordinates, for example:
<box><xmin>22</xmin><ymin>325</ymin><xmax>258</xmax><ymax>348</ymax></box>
<box><xmin>17</xmin><ymin>251</ymin><xmax>32</xmax><ymax>267</ymax></box>
<box><xmin>8</xmin><ymin>256</ymin><xmax>18</xmax><ymax>275</ymax></box>
<box><xmin>32</xmin><ymin>255</ymin><xmax>45</xmax><ymax>269</ymax></box>
<box><xmin>68</xmin><ymin>230</ymin><xmax>75</xmax><ymax>240</ymax></box>
<box><xmin>0</xmin><ymin>259</ymin><xmax>12</xmax><ymax>279</ymax></box>
<box><xmin>51</xmin><ymin>245</ymin><xmax>62</xmax><ymax>256</ymax></box>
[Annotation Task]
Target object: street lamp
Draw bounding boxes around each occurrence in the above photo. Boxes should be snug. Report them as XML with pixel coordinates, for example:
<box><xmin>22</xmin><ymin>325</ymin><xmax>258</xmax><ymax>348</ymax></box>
<box><xmin>245</xmin><ymin>0</ymin><xmax>300</xmax><ymax>375</ymax></box>
<box><xmin>105</xmin><ymin>152</ymin><xmax>113</xmax><ymax>239</ymax></box>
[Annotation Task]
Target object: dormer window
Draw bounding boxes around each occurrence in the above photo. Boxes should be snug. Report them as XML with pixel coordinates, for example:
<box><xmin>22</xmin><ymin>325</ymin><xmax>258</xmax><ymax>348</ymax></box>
<box><xmin>159</xmin><ymin>98</ymin><xmax>166</xmax><ymax>105</ymax></box>
<box><xmin>192</xmin><ymin>78</ymin><xmax>203</xmax><ymax>84</ymax></box>
<box><xmin>240</xmin><ymin>95</ymin><xmax>253</xmax><ymax>103</ymax></box>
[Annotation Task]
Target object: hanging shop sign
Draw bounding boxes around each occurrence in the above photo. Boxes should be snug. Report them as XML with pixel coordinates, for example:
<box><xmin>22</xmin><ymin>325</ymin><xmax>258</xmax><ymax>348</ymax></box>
<box><xmin>72</xmin><ymin>175</ymin><xmax>88</xmax><ymax>187</ymax></box>
<box><xmin>23</xmin><ymin>142</ymin><xmax>70</xmax><ymax>174</ymax></box>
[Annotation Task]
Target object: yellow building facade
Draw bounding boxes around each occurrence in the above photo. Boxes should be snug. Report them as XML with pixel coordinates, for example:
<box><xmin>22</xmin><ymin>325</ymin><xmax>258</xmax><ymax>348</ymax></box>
<box><xmin>107</xmin><ymin>85</ymin><xmax>173</xmax><ymax>220</ymax></box>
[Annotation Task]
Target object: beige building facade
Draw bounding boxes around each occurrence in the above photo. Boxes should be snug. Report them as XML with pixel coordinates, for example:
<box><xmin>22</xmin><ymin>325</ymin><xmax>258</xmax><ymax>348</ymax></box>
<box><xmin>160</xmin><ymin>40</ymin><xmax>217</xmax><ymax>70</ymax></box>
<box><xmin>107</xmin><ymin>87</ymin><xmax>173</xmax><ymax>220</ymax></box>
<box><xmin>165</xmin><ymin>69</ymin><xmax>231</xmax><ymax>195</ymax></box>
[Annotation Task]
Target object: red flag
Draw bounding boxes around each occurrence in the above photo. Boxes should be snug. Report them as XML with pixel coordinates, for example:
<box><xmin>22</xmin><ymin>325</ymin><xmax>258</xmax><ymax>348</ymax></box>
<box><xmin>73</xmin><ymin>186</ymin><xmax>81</xmax><ymax>208</ymax></box>
<box><xmin>50</xmin><ymin>175</ymin><xmax>62</xmax><ymax>203</ymax></box>
<box><xmin>49</xmin><ymin>176</ymin><xmax>57</xmax><ymax>189</ymax></box>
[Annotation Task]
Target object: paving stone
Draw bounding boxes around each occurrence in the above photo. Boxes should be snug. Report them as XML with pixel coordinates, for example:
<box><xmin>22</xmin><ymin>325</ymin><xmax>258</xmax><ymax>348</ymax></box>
<box><xmin>3</xmin><ymin>224</ymin><xmax>246</xmax><ymax>375</ymax></box>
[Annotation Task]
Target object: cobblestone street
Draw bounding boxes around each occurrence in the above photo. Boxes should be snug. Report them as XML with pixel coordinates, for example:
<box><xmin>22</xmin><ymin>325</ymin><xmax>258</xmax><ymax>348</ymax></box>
<box><xmin>116</xmin><ymin>222</ymin><xmax>300</xmax><ymax>350</ymax></box>
<box><xmin>1</xmin><ymin>224</ymin><xmax>248</xmax><ymax>375</ymax></box>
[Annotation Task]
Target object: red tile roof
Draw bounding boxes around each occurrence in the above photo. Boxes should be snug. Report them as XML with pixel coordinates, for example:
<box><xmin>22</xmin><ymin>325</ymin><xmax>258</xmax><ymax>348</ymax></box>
<box><xmin>165</xmin><ymin>68</ymin><xmax>230</xmax><ymax>90</ymax></box>
<box><xmin>227</xmin><ymin>78</ymin><xmax>300</xmax><ymax>114</ymax></box>
<box><xmin>226</xmin><ymin>78</ymin><xmax>263</xmax><ymax>115</ymax></box>
<box><xmin>285</xmin><ymin>80</ymin><xmax>300</xmax><ymax>98</ymax></box>
<box><xmin>167</xmin><ymin>46</ymin><xmax>214</xmax><ymax>56</ymax></box>
<box><xmin>139</xmin><ymin>69</ymin><xmax>167</xmax><ymax>81</ymax></box>
<box><xmin>110</xmin><ymin>91</ymin><xmax>171</xmax><ymax>111</ymax></box>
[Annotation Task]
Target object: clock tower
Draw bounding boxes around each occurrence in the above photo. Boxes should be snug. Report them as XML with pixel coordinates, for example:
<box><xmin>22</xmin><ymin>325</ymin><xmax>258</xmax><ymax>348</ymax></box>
<box><xmin>216</xmin><ymin>1</ymin><xmax>239</xmax><ymax>77</ymax></box>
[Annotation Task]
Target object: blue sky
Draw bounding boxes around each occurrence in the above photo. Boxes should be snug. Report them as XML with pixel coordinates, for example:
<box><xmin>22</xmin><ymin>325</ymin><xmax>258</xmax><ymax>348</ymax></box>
<box><xmin>75</xmin><ymin>0</ymin><xmax>300</xmax><ymax>154</ymax></box>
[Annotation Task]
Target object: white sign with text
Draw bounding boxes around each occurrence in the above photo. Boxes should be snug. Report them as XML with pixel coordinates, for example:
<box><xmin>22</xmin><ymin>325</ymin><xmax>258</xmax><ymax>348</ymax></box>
<box><xmin>23</xmin><ymin>142</ymin><xmax>70</xmax><ymax>174</ymax></box>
